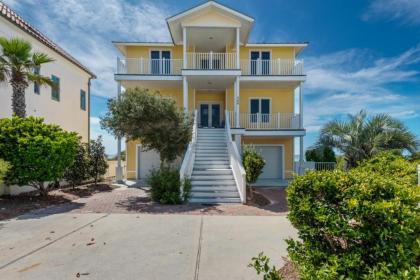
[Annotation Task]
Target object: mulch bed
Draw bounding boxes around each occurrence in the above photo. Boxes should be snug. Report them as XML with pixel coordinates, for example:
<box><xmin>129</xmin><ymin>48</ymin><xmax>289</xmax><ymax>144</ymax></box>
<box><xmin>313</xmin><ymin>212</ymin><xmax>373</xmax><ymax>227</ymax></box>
<box><xmin>279</xmin><ymin>258</ymin><xmax>300</xmax><ymax>280</ymax></box>
<box><xmin>0</xmin><ymin>183</ymin><xmax>113</xmax><ymax>221</ymax></box>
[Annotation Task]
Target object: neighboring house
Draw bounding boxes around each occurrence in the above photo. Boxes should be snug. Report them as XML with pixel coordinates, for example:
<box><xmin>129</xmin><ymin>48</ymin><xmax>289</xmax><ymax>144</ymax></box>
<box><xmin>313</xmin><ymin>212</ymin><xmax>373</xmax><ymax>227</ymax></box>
<box><xmin>114</xmin><ymin>1</ymin><xmax>306</xmax><ymax>203</ymax></box>
<box><xmin>0</xmin><ymin>2</ymin><xmax>96</xmax><ymax>142</ymax></box>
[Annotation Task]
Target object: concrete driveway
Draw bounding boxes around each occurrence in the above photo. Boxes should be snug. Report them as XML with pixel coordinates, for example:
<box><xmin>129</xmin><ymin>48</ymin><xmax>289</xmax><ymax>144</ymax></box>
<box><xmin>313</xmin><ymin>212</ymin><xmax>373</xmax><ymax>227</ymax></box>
<box><xmin>0</xmin><ymin>213</ymin><xmax>296</xmax><ymax>280</ymax></box>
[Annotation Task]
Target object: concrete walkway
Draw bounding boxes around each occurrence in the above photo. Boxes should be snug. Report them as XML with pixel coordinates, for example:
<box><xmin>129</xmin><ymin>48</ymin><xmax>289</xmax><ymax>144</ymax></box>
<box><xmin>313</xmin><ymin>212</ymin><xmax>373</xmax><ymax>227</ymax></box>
<box><xmin>0</xmin><ymin>213</ymin><xmax>296</xmax><ymax>280</ymax></box>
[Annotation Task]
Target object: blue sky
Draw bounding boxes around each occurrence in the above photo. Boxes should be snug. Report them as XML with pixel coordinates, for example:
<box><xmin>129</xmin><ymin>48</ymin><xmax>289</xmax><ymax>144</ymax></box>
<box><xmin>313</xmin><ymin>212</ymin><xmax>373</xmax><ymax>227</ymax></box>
<box><xmin>5</xmin><ymin>0</ymin><xmax>420</xmax><ymax>155</ymax></box>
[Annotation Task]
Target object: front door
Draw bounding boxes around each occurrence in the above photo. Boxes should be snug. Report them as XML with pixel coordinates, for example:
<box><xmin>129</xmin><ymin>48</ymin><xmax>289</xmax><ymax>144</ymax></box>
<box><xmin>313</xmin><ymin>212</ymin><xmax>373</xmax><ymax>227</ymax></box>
<box><xmin>200</xmin><ymin>104</ymin><xmax>209</xmax><ymax>127</ymax></box>
<box><xmin>199</xmin><ymin>103</ymin><xmax>221</xmax><ymax>128</ymax></box>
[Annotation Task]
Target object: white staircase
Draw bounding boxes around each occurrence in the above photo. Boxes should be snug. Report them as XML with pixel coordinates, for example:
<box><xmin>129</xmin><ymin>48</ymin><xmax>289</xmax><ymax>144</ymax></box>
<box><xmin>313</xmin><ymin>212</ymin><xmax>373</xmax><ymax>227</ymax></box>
<box><xmin>189</xmin><ymin>128</ymin><xmax>241</xmax><ymax>203</ymax></box>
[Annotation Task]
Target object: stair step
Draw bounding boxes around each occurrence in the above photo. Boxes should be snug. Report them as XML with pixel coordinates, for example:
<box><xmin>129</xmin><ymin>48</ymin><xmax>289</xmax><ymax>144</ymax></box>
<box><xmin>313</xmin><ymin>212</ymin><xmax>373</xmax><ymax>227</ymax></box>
<box><xmin>192</xmin><ymin>170</ymin><xmax>232</xmax><ymax>175</ymax></box>
<box><xmin>194</xmin><ymin>165</ymin><xmax>230</xmax><ymax>170</ymax></box>
<box><xmin>191</xmin><ymin>175</ymin><xmax>233</xmax><ymax>180</ymax></box>
<box><xmin>196</xmin><ymin>158</ymin><xmax>228</xmax><ymax>162</ymax></box>
<box><xmin>191</xmin><ymin>185</ymin><xmax>237</xmax><ymax>192</ymax></box>
<box><xmin>195</xmin><ymin>160</ymin><xmax>229</xmax><ymax>164</ymax></box>
<box><xmin>190</xmin><ymin>191</ymin><xmax>240</xmax><ymax>198</ymax></box>
<box><xmin>192</xmin><ymin>179</ymin><xmax>236</xmax><ymax>185</ymax></box>
<box><xmin>195</xmin><ymin>154</ymin><xmax>228</xmax><ymax>157</ymax></box>
<box><xmin>189</xmin><ymin>198</ymin><xmax>241</xmax><ymax>204</ymax></box>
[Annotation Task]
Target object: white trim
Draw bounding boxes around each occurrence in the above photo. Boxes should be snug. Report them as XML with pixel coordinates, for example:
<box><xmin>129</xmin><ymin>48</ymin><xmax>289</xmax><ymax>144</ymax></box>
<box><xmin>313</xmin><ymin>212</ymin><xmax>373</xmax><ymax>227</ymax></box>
<box><xmin>114</xmin><ymin>75</ymin><xmax>183</xmax><ymax>81</ymax></box>
<box><xmin>182</xmin><ymin>70</ymin><xmax>241</xmax><ymax>76</ymax></box>
<box><xmin>254</xmin><ymin>144</ymin><xmax>285</xmax><ymax>179</ymax></box>
<box><xmin>246</xmin><ymin>43</ymin><xmax>308</xmax><ymax>47</ymax></box>
<box><xmin>166</xmin><ymin>1</ymin><xmax>254</xmax><ymax>23</ymax></box>
<box><xmin>239</xmin><ymin>76</ymin><xmax>306</xmax><ymax>82</ymax></box>
<box><xmin>114</xmin><ymin>42</ymin><xmax>174</xmax><ymax>47</ymax></box>
<box><xmin>240</xmin><ymin>130</ymin><xmax>306</xmax><ymax>137</ymax></box>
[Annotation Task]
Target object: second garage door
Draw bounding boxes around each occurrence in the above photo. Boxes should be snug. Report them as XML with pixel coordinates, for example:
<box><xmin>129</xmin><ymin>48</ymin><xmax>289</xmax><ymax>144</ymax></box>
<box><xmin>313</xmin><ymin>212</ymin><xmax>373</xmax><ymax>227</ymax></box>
<box><xmin>256</xmin><ymin>145</ymin><xmax>284</xmax><ymax>179</ymax></box>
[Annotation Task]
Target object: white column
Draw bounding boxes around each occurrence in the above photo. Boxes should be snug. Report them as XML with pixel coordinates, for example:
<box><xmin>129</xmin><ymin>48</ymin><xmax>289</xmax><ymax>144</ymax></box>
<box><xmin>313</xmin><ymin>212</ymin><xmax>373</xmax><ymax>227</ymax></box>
<box><xmin>183</xmin><ymin>76</ymin><xmax>188</xmax><ymax>114</ymax></box>
<box><xmin>299</xmin><ymin>83</ymin><xmax>303</xmax><ymax>129</ymax></box>
<box><xmin>299</xmin><ymin>136</ymin><xmax>304</xmax><ymax>175</ymax></box>
<box><xmin>116</xmin><ymin>82</ymin><xmax>123</xmax><ymax>183</ymax></box>
<box><xmin>236</xmin><ymin>27</ymin><xmax>240</xmax><ymax>69</ymax></box>
<box><xmin>234</xmin><ymin>77</ymin><xmax>240</xmax><ymax>127</ymax></box>
<box><xmin>183</xmin><ymin>27</ymin><xmax>187</xmax><ymax>69</ymax></box>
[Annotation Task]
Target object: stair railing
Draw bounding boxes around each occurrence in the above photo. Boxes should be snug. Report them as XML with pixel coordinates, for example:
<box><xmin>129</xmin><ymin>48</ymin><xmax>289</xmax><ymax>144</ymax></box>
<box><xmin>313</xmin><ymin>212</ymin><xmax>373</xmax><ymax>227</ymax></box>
<box><xmin>180</xmin><ymin>110</ymin><xmax>198</xmax><ymax>196</ymax></box>
<box><xmin>225</xmin><ymin>110</ymin><xmax>247</xmax><ymax>203</ymax></box>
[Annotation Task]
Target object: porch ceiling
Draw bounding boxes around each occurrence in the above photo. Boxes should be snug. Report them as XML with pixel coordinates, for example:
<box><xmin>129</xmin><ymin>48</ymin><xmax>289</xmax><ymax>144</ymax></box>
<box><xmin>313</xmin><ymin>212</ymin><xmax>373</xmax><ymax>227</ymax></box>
<box><xmin>188</xmin><ymin>27</ymin><xmax>236</xmax><ymax>52</ymax></box>
<box><xmin>187</xmin><ymin>75</ymin><xmax>235</xmax><ymax>90</ymax></box>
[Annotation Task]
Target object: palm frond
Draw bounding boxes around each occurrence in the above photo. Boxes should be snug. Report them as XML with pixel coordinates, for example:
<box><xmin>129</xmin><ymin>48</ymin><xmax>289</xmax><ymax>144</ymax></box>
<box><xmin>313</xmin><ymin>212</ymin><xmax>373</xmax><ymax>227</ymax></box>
<box><xmin>32</xmin><ymin>52</ymin><xmax>54</xmax><ymax>66</ymax></box>
<box><xmin>27</xmin><ymin>73</ymin><xmax>54</xmax><ymax>87</ymax></box>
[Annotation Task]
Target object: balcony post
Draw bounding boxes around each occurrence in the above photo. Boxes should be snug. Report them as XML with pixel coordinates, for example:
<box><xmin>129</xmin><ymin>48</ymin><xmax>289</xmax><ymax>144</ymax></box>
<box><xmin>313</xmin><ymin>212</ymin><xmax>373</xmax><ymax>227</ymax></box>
<box><xmin>236</xmin><ymin>27</ymin><xmax>240</xmax><ymax>69</ymax></box>
<box><xmin>210</xmin><ymin>51</ymin><xmax>213</xmax><ymax>69</ymax></box>
<box><xmin>183</xmin><ymin>27</ymin><xmax>187</xmax><ymax>69</ymax></box>
<box><xmin>234</xmin><ymin>76</ymin><xmax>240</xmax><ymax>127</ymax></box>
<box><xmin>116</xmin><ymin>82</ymin><xmax>123</xmax><ymax>183</ymax></box>
<box><xmin>299</xmin><ymin>83</ymin><xmax>303</xmax><ymax>129</ymax></box>
<box><xmin>299</xmin><ymin>136</ymin><xmax>304</xmax><ymax>175</ymax></box>
<box><xmin>183</xmin><ymin>76</ymin><xmax>188</xmax><ymax>114</ymax></box>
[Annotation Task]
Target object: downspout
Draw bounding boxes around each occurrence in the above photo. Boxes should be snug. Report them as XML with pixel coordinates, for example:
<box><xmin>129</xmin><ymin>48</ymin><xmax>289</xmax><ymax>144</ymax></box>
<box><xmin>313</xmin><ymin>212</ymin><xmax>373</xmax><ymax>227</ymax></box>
<box><xmin>87</xmin><ymin>77</ymin><xmax>92</xmax><ymax>142</ymax></box>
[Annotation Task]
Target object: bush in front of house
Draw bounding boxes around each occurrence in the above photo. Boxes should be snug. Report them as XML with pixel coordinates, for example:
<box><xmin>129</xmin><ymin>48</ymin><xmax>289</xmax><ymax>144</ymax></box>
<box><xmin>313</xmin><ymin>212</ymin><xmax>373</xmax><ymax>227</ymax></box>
<box><xmin>63</xmin><ymin>142</ymin><xmax>90</xmax><ymax>189</ymax></box>
<box><xmin>286</xmin><ymin>153</ymin><xmax>420</xmax><ymax>279</ymax></box>
<box><xmin>0</xmin><ymin>117</ymin><xmax>79</xmax><ymax>196</ymax></box>
<box><xmin>148</xmin><ymin>167</ymin><xmax>190</xmax><ymax>204</ymax></box>
<box><xmin>88</xmin><ymin>136</ymin><xmax>108</xmax><ymax>185</ymax></box>
<box><xmin>242</xmin><ymin>145</ymin><xmax>266</xmax><ymax>184</ymax></box>
<box><xmin>0</xmin><ymin>159</ymin><xmax>10</xmax><ymax>184</ymax></box>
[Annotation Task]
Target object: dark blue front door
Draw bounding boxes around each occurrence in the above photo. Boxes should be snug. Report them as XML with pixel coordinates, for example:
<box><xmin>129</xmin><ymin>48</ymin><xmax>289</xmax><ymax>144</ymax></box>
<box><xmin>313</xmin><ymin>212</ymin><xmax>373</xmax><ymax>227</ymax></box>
<box><xmin>211</xmin><ymin>104</ymin><xmax>220</xmax><ymax>128</ymax></box>
<box><xmin>200</xmin><ymin>104</ymin><xmax>209</xmax><ymax>127</ymax></box>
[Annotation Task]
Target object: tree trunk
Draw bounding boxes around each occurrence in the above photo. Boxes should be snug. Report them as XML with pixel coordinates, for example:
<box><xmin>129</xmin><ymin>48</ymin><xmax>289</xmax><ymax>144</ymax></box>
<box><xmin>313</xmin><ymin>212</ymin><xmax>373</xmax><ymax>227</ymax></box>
<box><xmin>11</xmin><ymin>80</ymin><xmax>27</xmax><ymax>118</ymax></box>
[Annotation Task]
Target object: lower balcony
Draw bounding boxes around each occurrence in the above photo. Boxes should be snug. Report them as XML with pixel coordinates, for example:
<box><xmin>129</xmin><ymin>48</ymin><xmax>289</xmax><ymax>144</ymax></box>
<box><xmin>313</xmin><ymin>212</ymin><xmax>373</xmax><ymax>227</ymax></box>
<box><xmin>228</xmin><ymin>112</ymin><xmax>301</xmax><ymax>130</ymax></box>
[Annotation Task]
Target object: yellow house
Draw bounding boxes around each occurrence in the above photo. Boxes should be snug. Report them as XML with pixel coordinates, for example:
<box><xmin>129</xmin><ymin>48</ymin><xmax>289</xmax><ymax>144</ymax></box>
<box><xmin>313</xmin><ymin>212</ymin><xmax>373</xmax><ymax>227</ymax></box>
<box><xmin>114</xmin><ymin>1</ymin><xmax>307</xmax><ymax>203</ymax></box>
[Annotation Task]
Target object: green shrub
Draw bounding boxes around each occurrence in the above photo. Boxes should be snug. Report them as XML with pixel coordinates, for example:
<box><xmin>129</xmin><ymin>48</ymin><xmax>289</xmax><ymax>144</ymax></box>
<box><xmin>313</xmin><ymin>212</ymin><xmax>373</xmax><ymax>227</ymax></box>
<box><xmin>88</xmin><ymin>136</ymin><xmax>108</xmax><ymax>185</ymax></box>
<box><xmin>182</xmin><ymin>177</ymin><xmax>192</xmax><ymax>202</ymax></box>
<box><xmin>242</xmin><ymin>145</ymin><xmax>266</xmax><ymax>184</ymax></box>
<box><xmin>63</xmin><ymin>142</ymin><xmax>90</xmax><ymax>189</ymax></box>
<box><xmin>249</xmin><ymin>252</ymin><xmax>282</xmax><ymax>280</ymax></box>
<box><xmin>286</xmin><ymin>153</ymin><xmax>420</xmax><ymax>279</ymax></box>
<box><xmin>0</xmin><ymin>117</ymin><xmax>79</xmax><ymax>196</ymax></box>
<box><xmin>148</xmin><ymin>167</ymin><xmax>188</xmax><ymax>204</ymax></box>
<box><xmin>0</xmin><ymin>159</ymin><xmax>10</xmax><ymax>184</ymax></box>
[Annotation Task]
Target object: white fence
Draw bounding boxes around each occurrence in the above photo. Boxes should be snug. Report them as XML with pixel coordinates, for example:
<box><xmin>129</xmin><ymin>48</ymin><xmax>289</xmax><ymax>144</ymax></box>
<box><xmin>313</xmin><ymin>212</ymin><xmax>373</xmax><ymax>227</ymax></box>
<box><xmin>186</xmin><ymin>52</ymin><xmax>237</xmax><ymax>70</ymax></box>
<box><xmin>117</xmin><ymin>58</ymin><xmax>182</xmax><ymax>75</ymax></box>
<box><xmin>294</xmin><ymin>161</ymin><xmax>337</xmax><ymax>174</ymax></box>
<box><xmin>229</xmin><ymin>111</ymin><xmax>300</xmax><ymax>129</ymax></box>
<box><xmin>241</xmin><ymin>59</ymin><xmax>304</xmax><ymax>75</ymax></box>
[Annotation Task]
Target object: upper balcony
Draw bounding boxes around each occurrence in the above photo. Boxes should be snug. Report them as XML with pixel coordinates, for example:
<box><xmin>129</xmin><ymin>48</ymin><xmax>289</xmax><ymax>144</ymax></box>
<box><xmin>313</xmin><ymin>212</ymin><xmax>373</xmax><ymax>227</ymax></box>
<box><xmin>116</xmin><ymin>54</ymin><xmax>304</xmax><ymax>76</ymax></box>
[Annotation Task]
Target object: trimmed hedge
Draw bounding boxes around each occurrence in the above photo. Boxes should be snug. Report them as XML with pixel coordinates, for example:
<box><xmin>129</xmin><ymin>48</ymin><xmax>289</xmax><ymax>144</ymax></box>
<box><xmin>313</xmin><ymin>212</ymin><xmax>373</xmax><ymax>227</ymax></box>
<box><xmin>287</xmin><ymin>152</ymin><xmax>420</xmax><ymax>279</ymax></box>
<box><xmin>148</xmin><ymin>167</ymin><xmax>191</xmax><ymax>204</ymax></box>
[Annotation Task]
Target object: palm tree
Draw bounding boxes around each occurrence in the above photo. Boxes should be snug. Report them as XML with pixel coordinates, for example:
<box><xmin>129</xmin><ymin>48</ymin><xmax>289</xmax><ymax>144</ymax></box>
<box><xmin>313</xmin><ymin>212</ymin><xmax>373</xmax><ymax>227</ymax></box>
<box><xmin>0</xmin><ymin>37</ymin><xmax>54</xmax><ymax>117</ymax></box>
<box><xmin>319</xmin><ymin>110</ymin><xmax>418</xmax><ymax>168</ymax></box>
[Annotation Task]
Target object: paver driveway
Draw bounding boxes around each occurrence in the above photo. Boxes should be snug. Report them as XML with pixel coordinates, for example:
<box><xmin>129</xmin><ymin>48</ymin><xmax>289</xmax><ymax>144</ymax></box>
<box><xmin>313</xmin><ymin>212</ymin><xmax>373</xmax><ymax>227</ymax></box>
<box><xmin>0</xmin><ymin>187</ymin><xmax>296</xmax><ymax>279</ymax></box>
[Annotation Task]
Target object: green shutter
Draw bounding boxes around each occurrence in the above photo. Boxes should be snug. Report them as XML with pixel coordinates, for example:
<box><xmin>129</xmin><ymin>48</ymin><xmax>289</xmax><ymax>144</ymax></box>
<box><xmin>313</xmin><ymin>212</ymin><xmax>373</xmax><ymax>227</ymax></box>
<box><xmin>80</xmin><ymin>90</ymin><xmax>86</xmax><ymax>110</ymax></box>
<box><xmin>51</xmin><ymin>75</ymin><xmax>60</xmax><ymax>101</ymax></box>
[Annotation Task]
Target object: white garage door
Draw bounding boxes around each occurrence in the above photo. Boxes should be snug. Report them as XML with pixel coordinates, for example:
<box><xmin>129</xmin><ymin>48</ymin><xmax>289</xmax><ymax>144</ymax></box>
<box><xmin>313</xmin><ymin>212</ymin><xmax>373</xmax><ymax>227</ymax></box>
<box><xmin>256</xmin><ymin>146</ymin><xmax>283</xmax><ymax>179</ymax></box>
<box><xmin>137</xmin><ymin>146</ymin><xmax>160</xmax><ymax>179</ymax></box>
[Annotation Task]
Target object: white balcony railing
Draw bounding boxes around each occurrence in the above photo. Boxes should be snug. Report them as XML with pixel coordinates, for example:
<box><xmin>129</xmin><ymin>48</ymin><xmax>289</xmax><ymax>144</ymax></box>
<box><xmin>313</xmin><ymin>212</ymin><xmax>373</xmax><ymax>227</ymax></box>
<box><xmin>117</xmin><ymin>58</ymin><xmax>182</xmax><ymax>75</ymax></box>
<box><xmin>241</xmin><ymin>59</ymin><xmax>304</xmax><ymax>75</ymax></box>
<box><xmin>229</xmin><ymin>112</ymin><xmax>301</xmax><ymax>129</ymax></box>
<box><xmin>186</xmin><ymin>52</ymin><xmax>237</xmax><ymax>70</ymax></box>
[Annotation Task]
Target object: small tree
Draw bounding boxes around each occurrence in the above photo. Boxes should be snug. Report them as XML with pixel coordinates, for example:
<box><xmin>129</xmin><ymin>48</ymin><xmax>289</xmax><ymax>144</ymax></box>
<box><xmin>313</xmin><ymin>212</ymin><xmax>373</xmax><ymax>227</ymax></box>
<box><xmin>0</xmin><ymin>159</ymin><xmax>10</xmax><ymax>184</ymax></box>
<box><xmin>100</xmin><ymin>88</ymin><xmax>192</xmax><ymax>166</ymax></box>
<box><xmin>63</xmin><ymin>142</ymin><xmax>89</xmax><ymax>189</ymax></box>
<box><xmin>0</xmin><ymin>117</ymin><xmax>79</xmax><ymax>196</ymax></box>
<box><xmin>242</xmin><ymin>145</ymin><xmax>266</xmax><ymax>184</ymax></box>
<box><xmin>88</xmin><ymin>136</ymin><xmax>108</xmax><ymax>185</ymax></box>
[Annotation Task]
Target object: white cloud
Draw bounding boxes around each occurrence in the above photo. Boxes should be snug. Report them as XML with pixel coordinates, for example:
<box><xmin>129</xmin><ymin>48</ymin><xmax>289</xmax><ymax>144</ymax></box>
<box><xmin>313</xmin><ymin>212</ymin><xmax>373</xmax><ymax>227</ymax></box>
<box><xmin>5</xmin><ymin>0</ymin><xmax>172</xmax><ymax>98</ymax></box>
<box><xmin>90</xmin><ymin>117</ymin><xmax>100</xmax><ymax>125</ymax></box>
<box><xmin>362</xmin><ymin>0</ymin><xmax>420</xmax><ymax>25</ymax></box>
<box><xmin>303</xmin><ymin>46</ymin><xmax>420</xmax><ymax>132</ymax></box>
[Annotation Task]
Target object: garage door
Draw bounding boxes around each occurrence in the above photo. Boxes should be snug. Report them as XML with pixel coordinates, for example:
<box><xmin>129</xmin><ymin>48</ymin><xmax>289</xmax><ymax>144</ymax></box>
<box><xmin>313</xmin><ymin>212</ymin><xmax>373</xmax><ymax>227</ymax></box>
<box><xmin>256</xmin><ymin>146</ymin><xmax>283</xmax><ymax>179</ymax></box>
<box><xmin>137</xmin><ymin>146</ymin><xmax>160</xmax><ymax>179</ymax></box>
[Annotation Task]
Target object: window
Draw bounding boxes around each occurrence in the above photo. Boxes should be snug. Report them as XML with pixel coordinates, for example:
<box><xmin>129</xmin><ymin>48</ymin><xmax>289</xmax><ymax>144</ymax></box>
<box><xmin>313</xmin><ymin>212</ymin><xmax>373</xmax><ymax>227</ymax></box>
<box><xmin>51</xmin><ymin>75</ymin><xmax>60</xmax><ymax>101</ymax></box>
<box><xmin>250</xmin><ymin>98</ymin><xmax>270</xmax><ymax>123</ymax></box>
<box><xmin>34</xmin><ymin>67</ymin><xmax>40</xmax><ymax>94</ymax></box>
<box><xmin>250</xmin><ymin>51</ymin><xmax>271</xmax><ymax>75</ymax></box>
<box><xmin>150</xmin><ymin>50</ymin><xmax>171</xmax><ymax>74</ymax></box>
<box><xmin>80</xmin><ymin>90</ymin><xmax>86</xmax><ymax>111</ymax></box>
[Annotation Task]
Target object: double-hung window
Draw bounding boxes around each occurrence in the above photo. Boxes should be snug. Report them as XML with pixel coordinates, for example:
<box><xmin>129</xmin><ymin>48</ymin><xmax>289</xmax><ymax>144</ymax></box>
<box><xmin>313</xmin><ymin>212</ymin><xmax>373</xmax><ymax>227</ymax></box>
<box><xmin>250</xmin><ymin>98</ymin><xmax>270</xmax><ymax>123</ymax></box>
<box><xmin>51</xmin><ymin>75</ymin><xmax>60</xmax><ymax>101</ymax></box>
